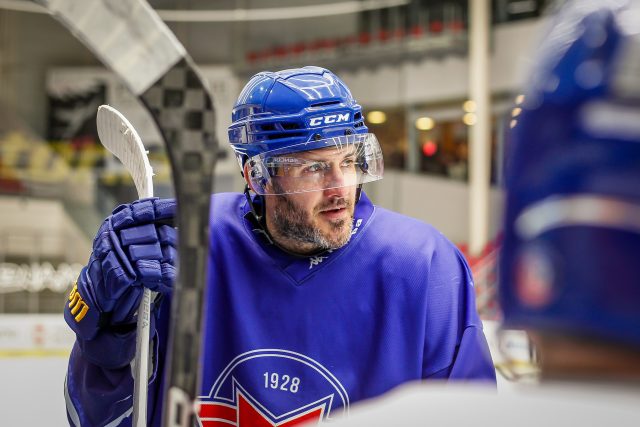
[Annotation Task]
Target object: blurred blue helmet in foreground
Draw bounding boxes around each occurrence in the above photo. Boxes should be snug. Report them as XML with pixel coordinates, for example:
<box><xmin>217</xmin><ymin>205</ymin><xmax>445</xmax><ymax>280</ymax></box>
<box><xmin>228</xmin><ymin>66</ymin><xmax>384</xmax><ymax>195</ymax></box>
<box><xmin>500</xmin><ymin>0</ymin><xmax>640</xmax><ymax>347</ymax></box>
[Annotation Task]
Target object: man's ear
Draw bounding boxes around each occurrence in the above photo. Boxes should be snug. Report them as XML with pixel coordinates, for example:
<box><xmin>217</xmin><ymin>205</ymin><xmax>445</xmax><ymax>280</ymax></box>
<box><xmin>243</xmin><ymin>162</ymin><xmax>256</xmax><ymax>192</ymax></box>
<box><xmin>244</xmin><ymin>162</ymin><xmax>275</xmax><ymax>195</ymax></box>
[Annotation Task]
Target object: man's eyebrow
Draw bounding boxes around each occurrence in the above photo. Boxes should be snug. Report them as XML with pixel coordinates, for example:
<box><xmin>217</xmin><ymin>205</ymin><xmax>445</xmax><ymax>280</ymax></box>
<box><xmin>301</xmin><ymin>147</ymin><xmax>358</xmax><ymax>162</ymax></box>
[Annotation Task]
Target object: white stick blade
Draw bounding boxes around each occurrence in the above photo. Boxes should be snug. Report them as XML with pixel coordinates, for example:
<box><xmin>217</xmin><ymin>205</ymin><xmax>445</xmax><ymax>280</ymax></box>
<box><xmin>97</xmin><ymin>105</ymin><xmax>154</xmax><ymax>199</ymax></box>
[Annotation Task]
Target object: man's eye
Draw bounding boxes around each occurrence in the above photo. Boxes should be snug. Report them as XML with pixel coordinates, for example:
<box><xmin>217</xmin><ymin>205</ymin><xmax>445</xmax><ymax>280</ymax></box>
<box><xmin>341</xmin><ymin>158</ymin><xmax>356</xmax><ymax>167</ymax></box>
<box><xmin>304</xmin><ymin>162</ymin><xmax>324</xmax><ymax>173</ymax></box>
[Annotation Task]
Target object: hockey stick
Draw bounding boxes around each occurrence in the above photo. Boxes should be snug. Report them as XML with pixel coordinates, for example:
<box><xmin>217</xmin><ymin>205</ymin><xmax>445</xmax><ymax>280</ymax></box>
<box><xmin>96</xmin><ymin>104</ymin><xmax>154</xmax><ymax>427</ymax></box>
<box><xmin>35</xmin><ymin>1</ymin><xmax>218</xmax><ymax>426</ymax></box>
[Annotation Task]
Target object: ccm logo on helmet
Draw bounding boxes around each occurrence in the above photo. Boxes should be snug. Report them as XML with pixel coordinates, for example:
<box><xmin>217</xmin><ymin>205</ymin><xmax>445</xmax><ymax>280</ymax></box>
<box><xmin>308</xmin><ymin>113</ymin><xmax>350</xmax><ymax>127</ymax></box>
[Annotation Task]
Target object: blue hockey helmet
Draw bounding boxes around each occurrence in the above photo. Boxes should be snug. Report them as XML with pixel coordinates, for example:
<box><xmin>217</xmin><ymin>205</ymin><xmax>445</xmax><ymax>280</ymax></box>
<box><xmin>228</xmin><ymin>66</ymin><xmax>384</xmax><ymax>195</ymax></box>
<box><xmin>500</xmin><ymin>0</ymin><xmax>640</xmax><ymax>348</ymax></box>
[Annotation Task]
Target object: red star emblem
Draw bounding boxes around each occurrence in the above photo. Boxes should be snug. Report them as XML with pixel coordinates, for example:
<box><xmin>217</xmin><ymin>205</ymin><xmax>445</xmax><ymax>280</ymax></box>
<box><xmin>199</xmin><ymin>381</ymin><xmax>330</xmax><ymax>427</ymax></box>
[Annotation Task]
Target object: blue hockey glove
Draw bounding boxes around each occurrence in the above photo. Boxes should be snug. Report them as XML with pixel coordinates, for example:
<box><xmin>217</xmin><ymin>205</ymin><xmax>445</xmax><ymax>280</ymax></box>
<box><xmin>64</xmin><ymin>198</ymin><xmax>177</xmax><ymax>366</ymax></box>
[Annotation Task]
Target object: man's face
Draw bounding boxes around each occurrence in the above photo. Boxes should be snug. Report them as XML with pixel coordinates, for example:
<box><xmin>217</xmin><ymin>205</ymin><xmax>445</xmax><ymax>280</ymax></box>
<box><xmin>260</xmin><ymin>146</ymin><xmax>359</xmax><ymax>254</ymax></box>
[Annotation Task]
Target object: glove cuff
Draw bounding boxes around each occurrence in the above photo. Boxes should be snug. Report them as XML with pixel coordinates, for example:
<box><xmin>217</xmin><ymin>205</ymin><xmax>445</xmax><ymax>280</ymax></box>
<box><xmin>78</xmin><ymin>326</ymin><xmax>137</xmax><ymax>369</ymax></box>
<box><xmin>65</xmin><ymin>269</ymin><xmax>162</xmax><ymax>369</ymax></box>
<box><xmin>64</xmin><ymin>277</ymin><xmax>110</xmax><ymax>341</ymax></box>
<box><xmin>76</xmin><ymin>309</ymin><xmax>158</xmax><ymax>369</ymax></box>
<box><xmin>64</xmin><ymin>275</ymin><xmax>135</xmax><ymax>368</ymax></box>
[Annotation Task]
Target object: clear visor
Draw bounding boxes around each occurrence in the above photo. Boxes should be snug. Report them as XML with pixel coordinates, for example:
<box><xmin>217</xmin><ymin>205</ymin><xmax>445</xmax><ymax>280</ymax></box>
<box><xmin>247</xmin><ymin>133</ymin><xmax>384</xmax><ymax>195</ymax></box>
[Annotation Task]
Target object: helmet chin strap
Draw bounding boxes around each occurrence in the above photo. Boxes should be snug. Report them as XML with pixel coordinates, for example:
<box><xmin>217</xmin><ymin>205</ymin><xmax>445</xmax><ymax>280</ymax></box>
<box><xmin>244</xmin><ymin>184</ymin><xmax>265</xmax><ymax>225</ymax></box>
<box><xmin>355</xmin><ymin>183</ymin><xmax>363</xmax><ymax>204</ymax></box>
<box><xmin>243</xmin><ymin>184</ymin><xmax>363</xmax><ymax>258</ymax></box>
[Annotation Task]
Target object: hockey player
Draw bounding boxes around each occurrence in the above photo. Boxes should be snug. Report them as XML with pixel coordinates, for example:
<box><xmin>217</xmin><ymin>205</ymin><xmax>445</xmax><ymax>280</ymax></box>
<box><xmin>326</xmin><ymin>1</ymin><xmax>640</xmax><ymax>425</ymax></box>
<box><xmin>63</xmin><ymin>66</ymin><xmax>495</xmax><ymax>427</ymax></box>
<box><xmin>498</xmin><ymin>0</ymin><xmax>640</xmax><ymax>385</ymax></box>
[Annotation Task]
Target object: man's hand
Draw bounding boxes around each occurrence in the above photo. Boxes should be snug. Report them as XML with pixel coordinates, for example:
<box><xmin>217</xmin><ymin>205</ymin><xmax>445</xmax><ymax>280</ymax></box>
<box><xmin>64</xmin><ymin>198</ymin><xmax>177</xmax><ymax>343</ymax></box>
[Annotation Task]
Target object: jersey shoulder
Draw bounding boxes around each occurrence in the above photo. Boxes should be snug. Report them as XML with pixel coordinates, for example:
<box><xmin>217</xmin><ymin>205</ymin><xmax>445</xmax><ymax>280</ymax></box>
<box><xmin>354</xmin><ymin>205</ymin><xmax>470</xmax><ymax>288</ymax></box>
<box><xmin>368</xmin><ymin>205</ymin><xmax>460</xmax><ymax>258</ymax></box>
<box><xmin>208</xmin><ymin>192</ymin><xmax>248</xmax><ymax>235</ymax></box>
<box><xmin>209</xmin><ymin>192</ymin><xmax>245</xmax><ymax>219</ymax></box>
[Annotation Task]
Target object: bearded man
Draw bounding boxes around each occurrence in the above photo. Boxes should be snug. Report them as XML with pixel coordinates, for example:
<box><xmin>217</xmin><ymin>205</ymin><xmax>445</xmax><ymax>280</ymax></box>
<box><xmin>63</xmin><ymin>66</ymin><xmax>495</xmax><ymax>427</ymax></box>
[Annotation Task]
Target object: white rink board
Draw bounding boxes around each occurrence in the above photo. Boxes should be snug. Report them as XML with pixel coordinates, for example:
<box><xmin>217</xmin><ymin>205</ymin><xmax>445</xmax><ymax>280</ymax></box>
<box><xmin>0</xmin><ymin>316</ymin><xmax>514</xmax><ymax>426</ymax></box>
<box><xmin>0</xmin><ymin>314</ymin><xmax>75</xmax><ymax>353</ymax></box>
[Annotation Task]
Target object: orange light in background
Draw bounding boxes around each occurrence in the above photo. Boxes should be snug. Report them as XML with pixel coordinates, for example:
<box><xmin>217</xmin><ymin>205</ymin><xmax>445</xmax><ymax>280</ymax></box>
<box><xmin>463</xmin><ymin>100</ymin><xmax>476</xmax><ymax>113</ymax></box>
<box><xmin>422</xmin><ymin>140</ymin><xmax>438</xmax><ymax>157</ymax></box>
<box><xmin>463</xmin><ymin>112</ymin><xmax>477</xmax><ymax>126</ymax></box>
<box><xmin>367</xmin><ymin>111</ymin><xmax>387</xmax><ymax>124</ymax></box>
<box><xmin>415</xmin><ymin>116</ymin><xmax>435</xmax><ymax>131</ymax></box>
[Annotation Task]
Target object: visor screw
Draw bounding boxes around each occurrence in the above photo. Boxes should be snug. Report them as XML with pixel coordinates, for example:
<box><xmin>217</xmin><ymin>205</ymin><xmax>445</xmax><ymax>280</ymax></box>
<box><xmin>249</xmin><ymin>160</ymin><xmax>256</xmax><ymax>167</ymax></box>
<box><xmin>313</xmin><ymin>134</ymin><xmax>322</xmax><ymax>141</ymax></box>
<box><xmin>345</xmin><ymin>129</ymin><xmax>353</xmax><ymax>135</ymax></box>
<box><xmin>250</xmin><ymin>170</ymin><xmax>256</xmax><ymax>177</ymax></box>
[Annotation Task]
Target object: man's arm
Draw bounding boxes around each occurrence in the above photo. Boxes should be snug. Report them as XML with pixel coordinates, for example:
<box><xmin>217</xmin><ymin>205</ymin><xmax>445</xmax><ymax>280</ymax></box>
<box><xmin>425</xmin><ymin>325</ymin><xmax>496</xmax><ymax>381</ymax></box>
<box><xmin>65</xmin><ymin>306</ymin><xmax>171</xmax><ymax>427</ymax></box>
<box><xmin>63</xmin><ymin>198</ymin><xmax>176</xmax><ymax>426</ymax></box>
<box><xmin>422</xmin><ymin>240</ymin><xmax>496</xmax><ymax>382</ymax></box>
<box><xmin>65</xmin><ymin>335</ymin><xmax>137</xmax><ymax>426</ymax></box>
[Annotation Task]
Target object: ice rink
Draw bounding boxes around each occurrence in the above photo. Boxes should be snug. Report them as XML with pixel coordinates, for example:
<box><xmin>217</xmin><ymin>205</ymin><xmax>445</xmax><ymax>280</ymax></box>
<box><xmin>0</xmin><ymin>317</ymin><xmax>519</xmax><ymax>426</ymax></box>
<box><xmin>1</xmin><ymin>356</ymin><xmax>69</xmax><ymax>426</ymax></box>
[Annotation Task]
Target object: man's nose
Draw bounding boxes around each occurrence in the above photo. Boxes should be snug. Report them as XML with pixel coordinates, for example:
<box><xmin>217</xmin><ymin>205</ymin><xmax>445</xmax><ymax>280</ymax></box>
<box><xmin>325</xmin><ymin>163</ymin><xmax>345</xmax><ymax>183</ymax></box>
<box><xmin>322</xmin><ymin>162</ymin><xmax>353</xmax><ymax>188</ymax></box>
<box><xmin>324</xmin><ymin>184</ymin><xmax>349</xmax><ymax>199</ymax></box>
<box><xmin>322</xmin><ymin>166</ymin><xmax>351</xmax><ymax>197</ymax></box>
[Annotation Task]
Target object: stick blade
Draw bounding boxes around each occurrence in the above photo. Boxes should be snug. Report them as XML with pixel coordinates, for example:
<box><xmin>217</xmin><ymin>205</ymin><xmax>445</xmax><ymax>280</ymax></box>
<box><xmin>97</xmin><ymin>105</ymin><xmax>154</xmax><ymax>199</ymax></box>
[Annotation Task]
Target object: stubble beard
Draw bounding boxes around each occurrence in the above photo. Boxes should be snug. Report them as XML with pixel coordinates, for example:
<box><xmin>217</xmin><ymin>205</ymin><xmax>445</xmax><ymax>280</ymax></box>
<box><xmin>270</xmin><ymin>194</ymin><xmax>355</xmax><ymax>254</ymax></box>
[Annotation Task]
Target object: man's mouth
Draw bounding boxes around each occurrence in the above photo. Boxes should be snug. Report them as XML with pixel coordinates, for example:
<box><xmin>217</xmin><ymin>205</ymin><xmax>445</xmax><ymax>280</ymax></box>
<box><xmin>318</xmin><ymin>204</ymin><xmax>349</xmax><ymax>220</ymax></box>
<box><xmin>320</xmin><ymin>204</ymin><xmax>346</xmax><ymax>211</ymax></box>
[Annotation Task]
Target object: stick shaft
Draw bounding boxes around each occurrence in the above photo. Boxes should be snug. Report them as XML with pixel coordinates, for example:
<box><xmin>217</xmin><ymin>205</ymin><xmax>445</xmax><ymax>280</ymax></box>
<box><xmin>96</xmin><ymin>104</ymin><xmax>155</xmax><ymax>427</ymax></box>
<box><xmin>133</xmin><ymin>289</ymin><xmax>153</xmax><ymax>426</ymax></box>
<box><xmin>132</xmin><ymin>182</ymin><xmax>153</xmax><ymax>427</ymax></box>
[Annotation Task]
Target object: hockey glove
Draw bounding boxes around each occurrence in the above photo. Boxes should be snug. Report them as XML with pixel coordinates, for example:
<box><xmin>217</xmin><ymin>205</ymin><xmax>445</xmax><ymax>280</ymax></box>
<box><xmin>64</xmin><ymin>197</ymin><xmax>177</xmax><ymax>368</ymax></box>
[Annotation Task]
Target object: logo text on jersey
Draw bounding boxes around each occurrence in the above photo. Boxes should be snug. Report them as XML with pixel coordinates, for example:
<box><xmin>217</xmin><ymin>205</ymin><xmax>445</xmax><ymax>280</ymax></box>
<box><xmin>351</xmin><ymin>218</ymin><xmax>363</xmax><ymax>236</ymax></box>
<box><xmin>309</xmin><ymin>249</ymin><xmax>333</xmax><ymax>269</ymax></box>
<box><xmin>68</xmin><ymin>282</ymin><xmax>89</xmax><ymax>322</ymax></box>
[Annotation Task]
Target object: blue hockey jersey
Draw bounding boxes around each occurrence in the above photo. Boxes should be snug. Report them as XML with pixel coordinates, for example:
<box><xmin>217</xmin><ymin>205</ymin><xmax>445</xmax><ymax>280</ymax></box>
<box><xmin>64</xmin><ymin>192</ymin><xmax>495</xmax><ymax>427</ymax></box>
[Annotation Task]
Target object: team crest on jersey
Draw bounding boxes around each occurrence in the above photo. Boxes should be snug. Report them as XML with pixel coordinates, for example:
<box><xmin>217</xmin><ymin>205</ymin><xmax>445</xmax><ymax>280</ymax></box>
<box><xmin>198</xmin><ymin>349</ymin><xmax>349</xmax><ymax>426</ymax></box>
